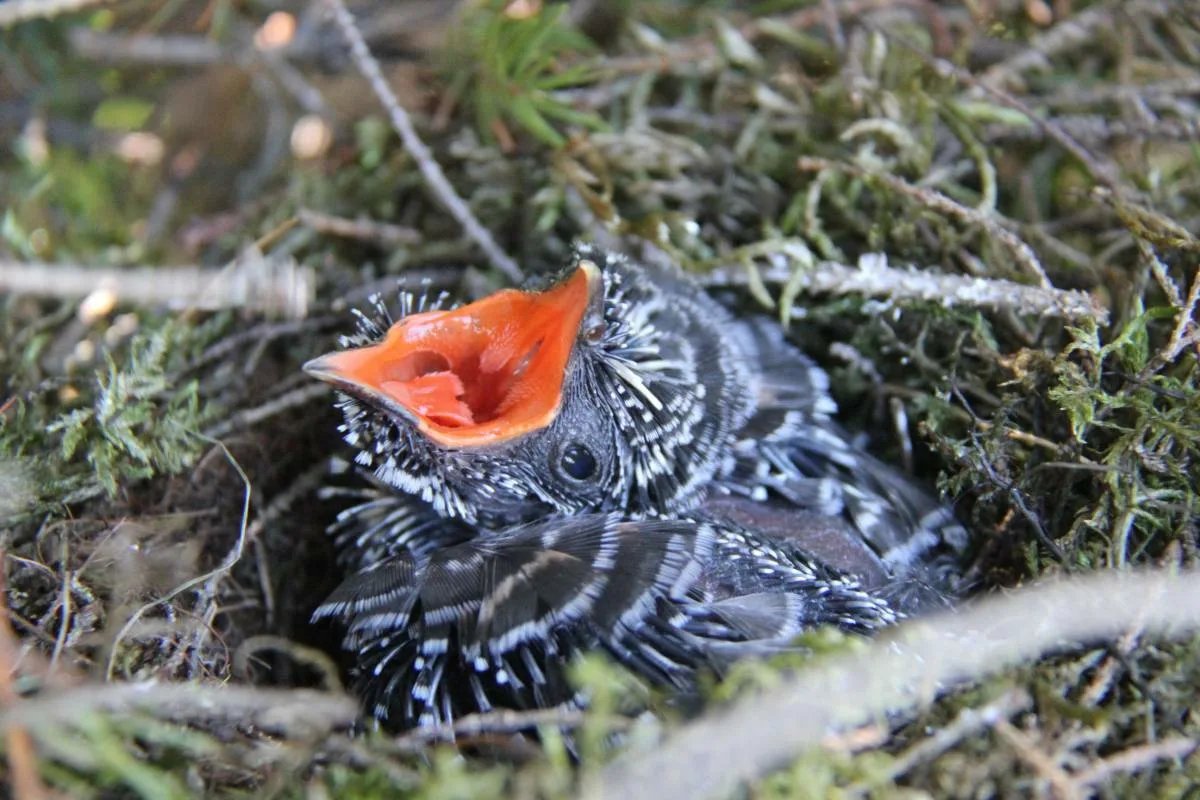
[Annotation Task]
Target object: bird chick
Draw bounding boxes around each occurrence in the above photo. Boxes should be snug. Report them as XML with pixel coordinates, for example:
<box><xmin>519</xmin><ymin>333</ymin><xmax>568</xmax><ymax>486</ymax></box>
<box><xmin>305</xmin><ymin>245</ymin><xmax>967</xmax><ymax>729</ymax></box>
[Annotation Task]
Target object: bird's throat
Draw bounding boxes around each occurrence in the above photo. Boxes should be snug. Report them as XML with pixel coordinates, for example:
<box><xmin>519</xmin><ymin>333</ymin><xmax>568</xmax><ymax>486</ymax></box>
<box><xmin>307</xmin><ymin>267</ymin><xmax>593</xmax><ymax>447</ymax></box>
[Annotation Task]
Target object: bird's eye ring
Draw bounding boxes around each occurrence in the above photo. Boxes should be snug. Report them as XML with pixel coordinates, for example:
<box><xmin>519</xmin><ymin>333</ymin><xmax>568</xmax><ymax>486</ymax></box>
<box><xmin>560</xmin><ymin>444</ymin><xmax>596</xmax><ymax>481</ymax></box>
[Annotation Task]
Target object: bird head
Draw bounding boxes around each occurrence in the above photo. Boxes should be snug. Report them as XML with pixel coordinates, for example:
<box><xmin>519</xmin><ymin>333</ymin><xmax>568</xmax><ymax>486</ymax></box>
<box><xmin>306</xmin><ymin>246</ymin><xmax>755</xmax><ymax>526</ymax></box>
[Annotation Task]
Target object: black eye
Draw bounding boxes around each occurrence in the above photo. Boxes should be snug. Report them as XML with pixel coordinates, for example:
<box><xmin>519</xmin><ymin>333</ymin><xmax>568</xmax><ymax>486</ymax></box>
<box><xmin>561</xmin><ymin>444</ymin><xmax>596</xmax><ymax>481</ymax></box>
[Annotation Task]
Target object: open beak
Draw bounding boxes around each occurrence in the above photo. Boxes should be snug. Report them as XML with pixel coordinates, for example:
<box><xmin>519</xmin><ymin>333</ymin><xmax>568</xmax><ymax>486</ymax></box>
<box><xmin>305</xmin><ymin>261</ymin><xmax>602</xmax><ymax>448</ymax></box>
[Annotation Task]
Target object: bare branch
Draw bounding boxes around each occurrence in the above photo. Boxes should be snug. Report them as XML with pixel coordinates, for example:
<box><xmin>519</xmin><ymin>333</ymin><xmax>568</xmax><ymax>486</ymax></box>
<box><xmin>846</xmin><ymin>688</ymin><xmax>1032</xmax><ymax>795</ymax></box>
<box><xmin>0</xmin><ymin>682</ymin><xmax>357</xmax><ymax>737</ymax></box>
<box><xmin>700</xmin><ymin>247</ymin><xmax>1108</xmax><ymax>324</ymax></box>
<box><xmin>298</xmin><ymin>208</ymin><xmax>422</xmax><ymax>247</ymax></box>
<box><xmin>0</xmin><ymin>252</ymin><xmax>314</xmax><ymax>319</ymax></box>
<box><xmin>323</xmin><ymin>0</ymin><xmax>523</xmax><ymax>284</ymax></box>
<box><xmin>1072</xmin><ymin>738</ymin><xmax>1198</xmax><ymax>788</ymax></box>
<box><xmin>593</xmin><ymin>568</ymin><xmax>1200</xmax><ymax>800</ymax></box>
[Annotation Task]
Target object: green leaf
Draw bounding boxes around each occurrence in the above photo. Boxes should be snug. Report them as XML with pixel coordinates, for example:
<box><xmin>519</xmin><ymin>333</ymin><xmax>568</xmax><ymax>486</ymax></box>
<box><xmin>92</xmin><ymin>96</ymin><xmax>155</xmax><ymax>131</ymax></box>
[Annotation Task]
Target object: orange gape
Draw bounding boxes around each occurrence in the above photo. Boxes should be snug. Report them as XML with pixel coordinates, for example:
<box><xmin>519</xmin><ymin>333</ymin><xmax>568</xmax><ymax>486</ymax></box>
<box><xmin>319</xmin><ymin>268</ymin><xmax>591</xmax><ymax>447</ymax></box>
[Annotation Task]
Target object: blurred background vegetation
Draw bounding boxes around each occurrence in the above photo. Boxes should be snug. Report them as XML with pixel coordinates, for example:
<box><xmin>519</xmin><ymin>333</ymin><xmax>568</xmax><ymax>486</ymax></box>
<box><xmin>1</xmin><ymin>0</ymin><xmax>1198</xmax><ymax>797</ymax></box>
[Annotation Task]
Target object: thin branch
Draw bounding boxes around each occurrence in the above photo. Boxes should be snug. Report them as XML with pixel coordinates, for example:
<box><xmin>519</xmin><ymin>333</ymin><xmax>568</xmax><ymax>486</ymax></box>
<box><xmin>1072</xmin><ymin>738</ymin><xmax>1197</xmax><ymax>788</ymax></box>
<box><xmin>847</xmin><ymin>688</ymin><xmax>1033</xmax><ymax>795</ymax></box>
<box><xmin>297</xmin><ymin>208</ymin><xmax>422</xmax><ymax>247</ymax></box>
<box><xmin>699</xmin><ymin>247</ymin><xmax>1108</xmax><ymax>324</ymax></box>
<box><xmin>984</xmin><ymin>115</ymin><xmax>1200</xmax><ymax>145</ymax></box>
<box><xmin>0</xmin><ymin>682</ymin><xmax>358</xmax><ymax>736</ymax></box>
<box><xmin>233</xmin><ymin>635</ymin><xmax>344</xmax><ymax>692</ymax></box>
<box><xmin>993</xmin><ymin>718</ymin><xmax>1083</xmax><ymax>800</ymax></box>
<box><xmin>0</xmin><ymin>255</ymin><xmax>314</xmax><ymax>319</ymax></box>
<box><xmin>68</xmin><ymin>29</ymin><xmax>223</xmax><ymax>65</ymax></box>
<box><xmin>593</xmin><ymin>568</ymin><xmax>1200</xmax><ymax>800</ymax></box>
<box><xmin>202</xmin><ymin>383</ymin><xmax>330</xmax><ymax>439</ymax></box>
<box><xmin>890</xmin><ymin>35</ymin><xmax>1125</xmax><ymax>192</ymax></box>
<box><xmin>323</xmin><ymin>0</ymin><xmax>523</xmax><ymax>284</ymax></box>
<box><xmin>397</xmin><ymin>706</ymin><xmax>597</xmax><ymax>745</ymax></box>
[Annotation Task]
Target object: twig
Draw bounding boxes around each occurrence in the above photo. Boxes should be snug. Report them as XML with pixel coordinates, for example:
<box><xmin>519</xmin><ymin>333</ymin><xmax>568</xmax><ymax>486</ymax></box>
<box><xmin>592</xmin><ymin>568</ymin><xmax>1200</xmax><ymax>800</ymax></box>
<box><xmin>847</xmin><ymin>688</ymin><xmax>1033</xmax><ymax>795</ymax></box>
<box><xmin>1135</xmin><ymin>263</ymin><xmax>1200</xmax><ymax>381</ymax></box>
<box><xmin>798</xmin><ymin>157</ymin><xmax>1052</xmax><ymax>288</ymax></box>
<box><xmin>297</xmin><ymin>208</ymin><xmax>422</xmax><ymax>247</ymax></box>
<box><xmin>699</xmin><ymin>247</ymin><xmax>1108</xmax><ymax>324</ymax></box>
<box><xmin>0</xmin><ymin>550</ymin><xmax>49</xmax><ymax>800</ymax></box>
<box><xmin>48</xmin><ymin>538</ymin><xmax>71</xmax><ymax>675</ymax></box>
<box><xmin>985</xmin><ymin>115</ymin><xmax>1200</xmax><ymax>145</ymax></box>
<box><xmin>240</xmin><ymin>461</ymin><xmax>330</xmax><ymax>627</ymax></box>
<box><xmin>68</xmin><ymin>29</ymin><xmax>223</xmax><ymax>65</ymax></box>
<box><xmin>1072</xmin><ymin>737</ymin><xmax>1197</xmax><ymax>788</ymax></box>
<box><xmin>993</xmin><ymin>718</ymin><xmax>1082</xmax><ymax>800</ymax></box>
<box><xmin>323</xmin><ymin>0</ymin><xmax>523</xmax><ymax>284</ymax></box>
<box><xmin>398</xmin><ymin>706</ymin><xmax>595</xmax><ymax>744</ymax></box>
<box><xmin>0</xmin><ymin>255</ymin><xmax>314</xmax><ymax>319</ymax></box>
<box><xmin>202</xmin><ymin>383</ymin><xmax>330</xmax><ymax>439</ymax></box>
<box><xmin>0</xmin><ymin>0</ymin><xmax>109</xmax><ymax>27</ymax></box>
<box><xmin>0</xmin><ymin>682</ymin><xmax>357</xmax><ymax>736</ymax></box>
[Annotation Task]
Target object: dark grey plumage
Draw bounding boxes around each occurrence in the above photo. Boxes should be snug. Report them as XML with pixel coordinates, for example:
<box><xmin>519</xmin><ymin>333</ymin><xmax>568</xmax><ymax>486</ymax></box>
<box><xmin>313</xmin><ymin>511</ymin><xmax>894</xmax><ymax>728</ymax></box>
<box><xmin>306</xmin><ymin>245</ymin><xmax>967</xmax><ymax>730</ymax></box>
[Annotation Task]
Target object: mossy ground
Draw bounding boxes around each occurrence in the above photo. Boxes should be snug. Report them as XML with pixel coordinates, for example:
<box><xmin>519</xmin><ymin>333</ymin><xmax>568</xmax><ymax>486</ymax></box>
<box><xmin>1</xmin><ymin>1</ymin><xmax>1197</xmax><ymax>797</ymax></box>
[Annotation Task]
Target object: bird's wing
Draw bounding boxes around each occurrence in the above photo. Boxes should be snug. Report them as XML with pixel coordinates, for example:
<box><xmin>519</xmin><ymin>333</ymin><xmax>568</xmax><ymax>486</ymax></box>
<box><xmin>718</xmin><ymin>317</ymin><xmax>969</xmax><ymax>597</ymax></box>
<box><xmin>313</xmin><ymin>513</ymin><xmax>893</xmax><ymax>728</ymax></box>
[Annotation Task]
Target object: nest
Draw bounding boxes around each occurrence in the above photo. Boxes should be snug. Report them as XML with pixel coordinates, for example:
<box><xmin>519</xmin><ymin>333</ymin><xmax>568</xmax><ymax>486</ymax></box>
<box><xmin>1</xmin><ymin>0</ymin><xmax>1197</xmax><ymax>796</ymax></box>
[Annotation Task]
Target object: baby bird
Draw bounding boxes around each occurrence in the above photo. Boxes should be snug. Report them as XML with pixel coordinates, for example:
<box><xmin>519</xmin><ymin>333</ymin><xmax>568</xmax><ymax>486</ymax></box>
<box><xmin>305</xmin><ymin>245</ymin><xmax>966</xmax><ymax>728</ymax></box>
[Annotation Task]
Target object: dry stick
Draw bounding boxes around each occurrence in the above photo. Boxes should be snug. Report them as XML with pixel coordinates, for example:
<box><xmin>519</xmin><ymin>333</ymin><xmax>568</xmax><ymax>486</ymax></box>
<box><xmin>69</xmin><ymin>28</ymin><xmax>223</xmax><ymax>65</ymax></box>
<box><xmin>798</xmin><ymin>157</ymin><xmax>1053</xmax><ymax>289</ymax></box>
<box><xmin>398</xmin><ymin>706</ymin><xmax>596</xmax><ymax>745</ymax></box>
<box><xmin>845</xmin><ymin>688</ymin><xmax>1032</xmax><ymax>796</ymax></box>
<box><xmin>0</xmin><ymin>682</ymin><xmax>358</xmax><ymax>735</ymax></box>
<box><xmin>233</xmin><ymin>635</ymin><xmax>344</xmax><ymax>692</ymax></box>
<box><xmin>993</xmin><ymin>718</ymin><xmax>1083</xmax><ymax>800</ymax></box>
<box><xmin>985</xmin><ymin>115</ymin><xmax>1200</xmax><ymax>145</ymax></box>
<box><xmin>699</xmin><ymin>250</ymin><xmax>1107</xmax><ymax>324</ymax></box>
<box><xmin>202</xmin><ymin>383</ymin><xmax>330</xmax><ymax>439</ymax></box>
<box><xmin>0</xmin><ymin>551</ymin><xmax>49</xmax><ymax>800</ymax></box>
<box><xmin>297</xmin><ymin>208</ymin><xmax>422</xmax><ymax>247</ymax></box>
<box><xmin>591</xmin><ymin>568</ymin><xmax>1200</xmax><ymax>800</ymax></box>
<box><xmin>324</xmin><ymin>0</ymin><xmax>523</xmax><ymax>284</ymax></box>
<box><xmin>0</xmin><ymin>258</ymin><xmax>314</xmax><ymax>319</ymax></box>
<box><xmin>1072</xmin><ymin>738</ymin><xmax>1198</xmax><ymax>789</ymax></box>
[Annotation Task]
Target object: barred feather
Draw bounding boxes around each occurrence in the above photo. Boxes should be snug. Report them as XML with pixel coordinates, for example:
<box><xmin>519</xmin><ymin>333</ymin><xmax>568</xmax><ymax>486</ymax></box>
<box><xmin>314</xmin><ymin>513</ymin><xmax>893</xmax><ymax>728</ymax></box>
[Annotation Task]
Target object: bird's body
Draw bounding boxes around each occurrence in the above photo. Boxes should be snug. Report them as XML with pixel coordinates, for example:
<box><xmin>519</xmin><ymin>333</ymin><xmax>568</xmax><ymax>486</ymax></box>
<box><xmin>306</xmin><ymin>246</ymin><xmax>966</xmax><ymax>729</ymax></box>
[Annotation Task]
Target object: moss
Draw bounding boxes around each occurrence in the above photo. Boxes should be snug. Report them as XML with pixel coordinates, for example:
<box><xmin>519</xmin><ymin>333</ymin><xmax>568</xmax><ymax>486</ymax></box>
<box><xmin>1</xmin><ymin>0</ymin><xmax>1198</xmax><ymax>797</ymax></box>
